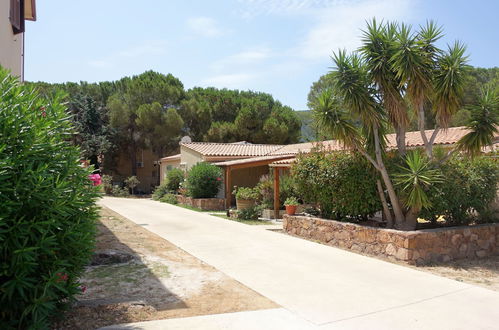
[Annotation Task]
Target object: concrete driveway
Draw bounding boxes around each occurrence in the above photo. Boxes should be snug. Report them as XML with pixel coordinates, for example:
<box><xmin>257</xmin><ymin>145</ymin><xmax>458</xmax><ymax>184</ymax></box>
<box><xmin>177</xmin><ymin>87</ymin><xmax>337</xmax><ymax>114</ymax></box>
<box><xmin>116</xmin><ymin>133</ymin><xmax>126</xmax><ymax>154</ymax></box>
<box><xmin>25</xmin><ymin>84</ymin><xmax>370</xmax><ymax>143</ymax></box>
<box><xmin>99</xmin><ymin>197</ymin><xmax>499</xmax><ymax>330</ymax></box>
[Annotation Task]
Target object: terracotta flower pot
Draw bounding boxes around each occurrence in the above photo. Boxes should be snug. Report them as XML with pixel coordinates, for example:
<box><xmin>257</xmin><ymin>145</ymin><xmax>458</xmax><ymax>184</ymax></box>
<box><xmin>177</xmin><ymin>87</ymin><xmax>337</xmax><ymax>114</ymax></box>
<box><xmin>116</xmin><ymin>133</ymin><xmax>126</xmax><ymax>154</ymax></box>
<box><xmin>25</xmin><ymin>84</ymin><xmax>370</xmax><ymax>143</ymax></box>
<box><xmin>285</xmin><ymin>205</ymin><xmax>297</xmax><ymax>215</ymax></box>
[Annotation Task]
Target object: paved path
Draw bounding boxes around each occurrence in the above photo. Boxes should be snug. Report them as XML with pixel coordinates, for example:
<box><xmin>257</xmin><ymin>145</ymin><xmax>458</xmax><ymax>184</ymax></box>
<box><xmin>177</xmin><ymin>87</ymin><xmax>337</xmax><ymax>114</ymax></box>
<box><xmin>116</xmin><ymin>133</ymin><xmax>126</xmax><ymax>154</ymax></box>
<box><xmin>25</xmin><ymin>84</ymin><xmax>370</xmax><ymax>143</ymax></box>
<box><xmin>99</xmin><ymin>197</ymin><xmax>499</xmax><ymax>330</ymax></box>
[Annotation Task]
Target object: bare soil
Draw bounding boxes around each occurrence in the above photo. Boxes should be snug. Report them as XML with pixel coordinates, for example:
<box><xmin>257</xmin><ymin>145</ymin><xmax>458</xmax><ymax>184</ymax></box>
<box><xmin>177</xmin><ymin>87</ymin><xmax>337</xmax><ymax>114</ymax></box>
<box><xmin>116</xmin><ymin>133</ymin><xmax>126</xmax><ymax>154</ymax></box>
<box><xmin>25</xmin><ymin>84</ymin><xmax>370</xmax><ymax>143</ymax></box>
<box><xmin>53</xmin><ymin>207</ymin><xmax>276</xmax><ymax>329</ymax></box>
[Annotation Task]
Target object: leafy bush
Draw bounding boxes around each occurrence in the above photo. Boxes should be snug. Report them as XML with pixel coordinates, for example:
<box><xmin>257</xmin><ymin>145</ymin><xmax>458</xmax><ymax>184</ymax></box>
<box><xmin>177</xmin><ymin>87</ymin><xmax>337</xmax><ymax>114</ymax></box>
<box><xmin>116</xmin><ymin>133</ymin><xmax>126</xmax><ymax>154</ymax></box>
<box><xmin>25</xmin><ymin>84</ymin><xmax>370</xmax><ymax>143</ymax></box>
<box><xmin>165</xmin><ymin>168</ymin><xmax>184</xmax><ymax>192</ymax></box>
<box><xmin>111</xmin><ymin>184</ymin><xmax>129</xmax><ymax>197</ymax></box>
<box><xmin>420</xmin><ymin>156</ymin><xmax>499</xmax><ymax>225</ymax></box>
<box><xmin>159</xmin><ymin>193</ymin><xmax>178</xmax><ymax>204</ymax></box>
<box><xmin>292</xmin><ymin>149</ymin><xmax>380</xmax><ymax>220</ymax></box>
<box><xmin>256</xmin><ymin>174</ymin><xmax>273</xmax><ymax>208</ymax></box>
<box><xmin>238</xmin><ymin>205</ymin><xmax>261</xmax><ymax>220</ymax></box>
<box><xmin>152</xmin><ymin>181</ymin><xmax>170</xmax><ymax>200</ymax></box>
<box><xmin>284</xmin><ymin>196</ymin><xmax>299</xmax><ymax>206</ymax></box>
<box><xmin>233</xmin><ymin>186</ymin><xmax>259</xmax><ymax>200</ymax></box>
<box><xmin>124</xmin><ymin>175</ymin><xmax>140</xmax><ymax>194</ymax></box>
<box><xmin>0</xmin><ymin>69</ymin><xmax>99</xmax><ymax>329</ymax></box>
<box><xmin>186</xmin><ymin>162</ymin><xmax>222</xmax><ymax>198</ymax></box>
<box><xmin>279</xmin><ymin>174</ymin><xmax>298</xmax><ymax>206</ymax></box>
<box><xmin>101</xmin><ymin>174</ymin><xmax>113</xmax><ymax>194</ymax></box>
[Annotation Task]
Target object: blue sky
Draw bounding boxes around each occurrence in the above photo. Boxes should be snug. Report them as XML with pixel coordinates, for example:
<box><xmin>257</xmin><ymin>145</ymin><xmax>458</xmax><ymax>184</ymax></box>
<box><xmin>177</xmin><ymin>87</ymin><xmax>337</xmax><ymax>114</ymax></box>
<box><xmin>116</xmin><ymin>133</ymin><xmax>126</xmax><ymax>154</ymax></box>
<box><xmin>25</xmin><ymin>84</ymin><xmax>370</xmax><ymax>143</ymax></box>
<box><xmin>25</xmin><ymin>0</ymin><xmax>499</xmax><ymax>110</ymax></box>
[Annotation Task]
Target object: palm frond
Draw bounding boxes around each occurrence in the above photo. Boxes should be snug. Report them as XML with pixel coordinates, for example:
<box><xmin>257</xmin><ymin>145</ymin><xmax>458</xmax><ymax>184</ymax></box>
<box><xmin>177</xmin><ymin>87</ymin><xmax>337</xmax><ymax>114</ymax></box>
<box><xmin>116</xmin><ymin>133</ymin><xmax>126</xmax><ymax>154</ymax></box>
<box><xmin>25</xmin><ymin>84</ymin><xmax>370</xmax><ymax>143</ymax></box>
<box><xmin>393</xmin><ymin>150</ymin><xmax>443</xmax><ymax>209</ymax></box>
<box><xmin>456</xmin><ymin>87</ymin><xmax>498</xmax><ymax>156</ymax></box>
<box><xmin>311</xmin><ymin>89</ymin><xmax>363</xmax><ymax>149</ymax></box>
<box><xmin>432</xmin><ymin>41</ymin><xmax>469</xmax><ymax>127</ymax></box>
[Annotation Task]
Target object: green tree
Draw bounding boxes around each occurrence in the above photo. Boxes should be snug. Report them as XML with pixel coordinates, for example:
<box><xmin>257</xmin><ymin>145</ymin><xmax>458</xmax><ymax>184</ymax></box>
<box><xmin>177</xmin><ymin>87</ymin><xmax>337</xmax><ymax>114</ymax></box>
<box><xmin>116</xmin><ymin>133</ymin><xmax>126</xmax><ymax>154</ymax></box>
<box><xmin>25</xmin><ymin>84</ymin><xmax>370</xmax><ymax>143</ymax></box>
<box><xmin>312</xmin><ymin>20</ymin><xmax>479</xmax><ymax>230</ymax></box>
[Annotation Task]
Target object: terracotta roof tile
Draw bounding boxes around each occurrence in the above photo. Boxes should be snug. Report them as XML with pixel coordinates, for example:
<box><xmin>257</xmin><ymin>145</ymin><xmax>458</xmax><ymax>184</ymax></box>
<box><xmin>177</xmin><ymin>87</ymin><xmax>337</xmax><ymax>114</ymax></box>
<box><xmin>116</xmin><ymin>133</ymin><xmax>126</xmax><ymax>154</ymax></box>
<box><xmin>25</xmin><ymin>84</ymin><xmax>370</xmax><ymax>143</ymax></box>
<box><xmin>181</xmin><ymin>142</ymin><xmax>284</xmax><ymax>157</ymax></box>
<box><xmin>214</xmin><ymin>155</ymin><xmax>295</xmax><ymax>167</ymax></box>
<box><xmin>160</xmin><ymin>153</ymin><xmax>180</xmax><ymax>161</ymax></box>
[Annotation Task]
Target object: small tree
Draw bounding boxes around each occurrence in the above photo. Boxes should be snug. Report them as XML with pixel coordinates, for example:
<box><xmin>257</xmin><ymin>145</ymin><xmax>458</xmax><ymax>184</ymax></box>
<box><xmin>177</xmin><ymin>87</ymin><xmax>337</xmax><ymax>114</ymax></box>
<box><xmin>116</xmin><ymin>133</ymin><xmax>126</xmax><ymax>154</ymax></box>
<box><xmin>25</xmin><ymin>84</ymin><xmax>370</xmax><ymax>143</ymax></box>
<box><xmin>125</xmin><ymin>176</ymin><xmax>140</xmax><ymax>195</ymax></box>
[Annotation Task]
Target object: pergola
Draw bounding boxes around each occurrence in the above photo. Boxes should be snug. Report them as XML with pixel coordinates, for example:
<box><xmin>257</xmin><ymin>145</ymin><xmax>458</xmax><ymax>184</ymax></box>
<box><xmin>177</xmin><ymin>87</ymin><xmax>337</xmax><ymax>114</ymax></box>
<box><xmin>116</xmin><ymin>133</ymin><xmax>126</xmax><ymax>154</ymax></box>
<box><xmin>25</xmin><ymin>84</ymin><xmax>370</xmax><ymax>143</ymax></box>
<box><xmin>268</xmin><ymin>158</ymin><xmax>296</xmax><ymax>219</ymax></box>
<box><xmin>215</xmin><ymin>155</ymin><xmax>295</xmax><ymax>209</ymax></box>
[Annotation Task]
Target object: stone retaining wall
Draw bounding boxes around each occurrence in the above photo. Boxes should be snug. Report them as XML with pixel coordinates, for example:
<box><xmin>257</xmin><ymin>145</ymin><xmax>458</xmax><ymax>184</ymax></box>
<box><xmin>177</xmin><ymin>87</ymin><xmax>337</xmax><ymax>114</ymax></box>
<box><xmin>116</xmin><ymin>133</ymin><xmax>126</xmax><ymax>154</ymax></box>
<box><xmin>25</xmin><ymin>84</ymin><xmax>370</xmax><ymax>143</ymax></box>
<box><xmin>283</xmin><ymin>215</ymin><xmax>498</xmax><ymax>265</ymax></box>
<box><xmin>175</xmin><ymin>195</ymin><xmax>225</xmax><ymax>211</ymax></box>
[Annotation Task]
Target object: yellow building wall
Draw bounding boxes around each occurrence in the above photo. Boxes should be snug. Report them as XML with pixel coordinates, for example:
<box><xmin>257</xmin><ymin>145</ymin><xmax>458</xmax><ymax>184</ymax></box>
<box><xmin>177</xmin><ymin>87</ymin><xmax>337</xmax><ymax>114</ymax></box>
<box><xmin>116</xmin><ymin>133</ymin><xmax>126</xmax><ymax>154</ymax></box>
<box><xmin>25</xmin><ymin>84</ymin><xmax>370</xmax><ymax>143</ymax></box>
<box><xmin>0</xmin><ymin>1</ymin><xmax>23</xmax><ymax>79</ymax></box>
<box><xmin>159</xmin><ymin>159</ymin><xmax>181</xmax><ymax>184</ymax></box>
<box><xmin>108</xmin><ymin>149</ymin><xmax>159</xmax><ymax>193</ymax></box>
<box><xmin>180</xmin><ymin>145</ymin><xmax>204</xmax><ymax>170</ymax></box>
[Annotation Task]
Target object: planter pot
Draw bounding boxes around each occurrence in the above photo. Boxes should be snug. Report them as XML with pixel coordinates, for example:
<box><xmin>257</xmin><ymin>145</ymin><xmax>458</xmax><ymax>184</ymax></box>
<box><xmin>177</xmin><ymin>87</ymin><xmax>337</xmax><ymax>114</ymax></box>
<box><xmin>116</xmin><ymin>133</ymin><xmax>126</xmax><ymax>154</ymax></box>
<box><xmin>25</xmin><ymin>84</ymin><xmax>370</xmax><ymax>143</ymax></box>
<box><xmin>236</xmin><ymin>199</ymin><xmax>255</xmax><ymax>210</ymax></box>
<box><xmin>285</xmin><ymin>205</ymin><xmax>297</xmax><ymax>215</ymax></box>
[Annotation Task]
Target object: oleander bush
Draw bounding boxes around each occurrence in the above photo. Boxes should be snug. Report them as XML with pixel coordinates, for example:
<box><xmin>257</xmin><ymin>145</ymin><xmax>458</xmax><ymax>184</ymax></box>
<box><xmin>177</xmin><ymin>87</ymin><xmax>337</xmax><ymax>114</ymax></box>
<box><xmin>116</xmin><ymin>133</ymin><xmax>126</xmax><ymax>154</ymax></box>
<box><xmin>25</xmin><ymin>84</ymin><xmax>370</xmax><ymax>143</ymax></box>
<box><xmin>292</xmin><ymin>148</ymin><xmax>380</xmax><ymax>220</ymax></box>
<box><xmin>165</xmin><ymin>168</ymin><xmax>184</xmax><ymax>193</ymax></box>
<box><xmin>420</xmin><ymin>155</ymin><xmax>499</xmax><ymax>225</ymax></box>
<box><xmin>159</xmin><ymin>193</ymin><xmax>178</xmax><ymax>204</ymax></box>
<box><xmin>0</xmin><ymin>68</ymin><xmax>99</xmax><ymax>329</ymax></box>
<box><xmin>186</xmin><ymin>162</ymin><xmax>222</xmax><ymax>198</ymax></box>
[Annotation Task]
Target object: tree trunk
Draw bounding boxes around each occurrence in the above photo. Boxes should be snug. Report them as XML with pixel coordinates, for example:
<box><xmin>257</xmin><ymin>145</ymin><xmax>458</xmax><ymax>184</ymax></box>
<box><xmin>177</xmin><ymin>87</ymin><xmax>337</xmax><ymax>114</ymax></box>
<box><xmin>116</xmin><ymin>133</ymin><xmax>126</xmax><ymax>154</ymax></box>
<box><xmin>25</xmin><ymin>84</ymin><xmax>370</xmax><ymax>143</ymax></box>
<box><xmin>395</xmin><ymin>125</ymin><xmax>406</xmax><ymax>156</ymax></box>
<box><xmin>372</xmin><ymin>125</ymin><xmax>406</xmax><ymax>225</ymax></box>
<box><xmin>376</xmin><ymin>179</ymin><xmax>393</xmax><ymax>228</ymax></box>
<box><xmin>396</xmin><ymin>207</ymin><xmax>419</xmax><ymax>231</ymax></box>
<box><xmin>417</xmin><ymin>104</ymin><xmax>432</xmax><ymax>158</ymax></box>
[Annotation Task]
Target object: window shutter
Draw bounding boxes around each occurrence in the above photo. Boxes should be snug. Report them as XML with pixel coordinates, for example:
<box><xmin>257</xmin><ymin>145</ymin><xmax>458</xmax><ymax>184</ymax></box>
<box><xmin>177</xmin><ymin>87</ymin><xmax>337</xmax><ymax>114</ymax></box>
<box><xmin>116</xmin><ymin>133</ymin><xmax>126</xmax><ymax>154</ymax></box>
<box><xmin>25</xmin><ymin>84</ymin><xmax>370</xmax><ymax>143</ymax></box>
<box><xmin>10</xmin><ymin>0</ymin><xmax>25</xmax><ymax>34</ymax></box>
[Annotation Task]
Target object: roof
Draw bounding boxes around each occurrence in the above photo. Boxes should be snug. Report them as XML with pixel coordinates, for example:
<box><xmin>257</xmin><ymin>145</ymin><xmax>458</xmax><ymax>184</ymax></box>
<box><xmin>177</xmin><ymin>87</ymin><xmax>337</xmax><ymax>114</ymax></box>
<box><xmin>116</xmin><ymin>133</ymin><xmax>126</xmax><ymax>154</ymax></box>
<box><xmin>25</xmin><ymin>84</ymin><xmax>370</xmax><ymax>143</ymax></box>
<box><xmin>269</xmin><ymin>158</ymin><xmax>297</xmax><ymax>167</ymax></box>
<box><xmin>214</xmin><ymin>155</ymin><xmax>295</xmax><ymax>167</ymax></box>
<box><xmin>160</xmin><ymin>154</ymin><xmax>181</xmax><ymax>162</ymax></box>
<box><xmin>269</xmin><ymin>140</ymin><xmax>346</xmax><ymax>155</ymax></box>
<box><xmin>181</xmin><ymin>142</ymin><xmax>284</xmax><ymax>157</ymax></box>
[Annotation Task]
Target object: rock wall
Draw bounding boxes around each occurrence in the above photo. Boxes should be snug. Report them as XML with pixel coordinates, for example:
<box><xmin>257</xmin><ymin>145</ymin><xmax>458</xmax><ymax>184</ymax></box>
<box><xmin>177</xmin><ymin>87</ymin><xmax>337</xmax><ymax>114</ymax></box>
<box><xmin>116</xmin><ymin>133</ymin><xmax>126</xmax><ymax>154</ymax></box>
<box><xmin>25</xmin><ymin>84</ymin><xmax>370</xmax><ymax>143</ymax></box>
<box><xmin>283</xmin><ymin>215</ymin><xmax>498</xmax><ymax>265</ymax></box>
<box><xmin>175</xmin><ymin>195</ymin><xmax>225</xmax><ymax>211</ymax></box>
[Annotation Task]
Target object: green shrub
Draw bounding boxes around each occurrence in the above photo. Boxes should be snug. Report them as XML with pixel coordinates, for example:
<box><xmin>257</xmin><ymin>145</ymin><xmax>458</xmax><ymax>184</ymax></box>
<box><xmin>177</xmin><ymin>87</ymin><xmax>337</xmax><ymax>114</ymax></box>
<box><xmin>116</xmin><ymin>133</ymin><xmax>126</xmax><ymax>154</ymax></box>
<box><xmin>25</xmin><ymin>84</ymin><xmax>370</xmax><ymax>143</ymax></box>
<box><xmin>186</xmin><ymin>162</ymin><xmax>222</xmax><ymax>198</ymax></box>
<box><xmin>256</xmin><ymin>174</ymin><xmax>273</xmax><ymax>208</ymax></box>
<box><xmin>111</xmin><ymin>184</ymin><xmax>129</xmax><ymax>197</ymax></box>
<box><xmin>238</xmin><ymin>205</ymin><xmax>261</xmax><ymax>220</ymax></box>
<box><xmin>165</xmin><ymin>168</ymin><xmax>184</xmax><ymax>192</ymax></box>
<box><xmin>284</xmin><ymin>196</ymin><xmax>299</xmax><ymax>206</ymax></box>
<box><xmin>101</xmin><ymin>174</ymin><xmax>113</xmax><ymax>194</ymax></box>
<box><xmin>279</xmin><ymin>174</ymin><xmax>298</xmax><ymax>206</ymax></box>
<box><xmin>159</xmin><ymin>193</ymin><xmax>178</xmax><ymax>204</ymax></box>
<box><xmin>420</xmin><ymin>156</ymin><xmax>499</xmax><ymax>225</ymax></box>
<box><xmin>233</xmin><ymin>186</ymin><xmax>259</xmax><ymax>200</ymax></box>
<box><xmin>0</xmin><ymin>69</ymin><xmax>99</xmax><ymax>329</ymax></box>
<box><xmin>152</xmin><ymin>181</ymin><xmax>170</xmax><ymax>200</ymax></box>
<box><xmin>292</xmin><ymin>149</ymin><xmax>380</xmax><ymax>220</ymax></box>
<box><xmin>124</xmin><ymin>175</ymin><xmax>140</xmax><ymax>194</ymax></box>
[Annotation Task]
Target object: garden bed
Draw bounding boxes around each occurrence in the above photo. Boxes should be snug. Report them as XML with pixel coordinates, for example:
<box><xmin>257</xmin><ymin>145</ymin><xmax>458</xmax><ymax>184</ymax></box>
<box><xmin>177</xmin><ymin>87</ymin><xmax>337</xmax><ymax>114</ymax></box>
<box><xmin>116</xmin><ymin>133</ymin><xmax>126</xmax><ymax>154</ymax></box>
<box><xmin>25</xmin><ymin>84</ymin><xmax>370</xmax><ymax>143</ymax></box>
<box><xmin>175</xmin><ymin>195</ymin><xmax>225</xmax><ymax>211</ymax></box>
<box><xmin>283</xmin><ymin>215</ymin><xmax>498</xmax><ymax>265</ymax></box>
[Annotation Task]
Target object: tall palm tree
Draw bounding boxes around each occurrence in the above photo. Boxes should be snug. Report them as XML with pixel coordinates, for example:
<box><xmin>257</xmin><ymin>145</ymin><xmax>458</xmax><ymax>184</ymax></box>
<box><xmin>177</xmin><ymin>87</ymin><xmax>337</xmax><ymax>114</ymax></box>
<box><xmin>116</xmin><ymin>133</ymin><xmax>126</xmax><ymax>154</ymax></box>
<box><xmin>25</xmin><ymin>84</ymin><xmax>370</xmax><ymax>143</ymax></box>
<box><xmin>312</xmin><ymin>20</ymin><xmax>473</xmax><ymax>230</ymax></box>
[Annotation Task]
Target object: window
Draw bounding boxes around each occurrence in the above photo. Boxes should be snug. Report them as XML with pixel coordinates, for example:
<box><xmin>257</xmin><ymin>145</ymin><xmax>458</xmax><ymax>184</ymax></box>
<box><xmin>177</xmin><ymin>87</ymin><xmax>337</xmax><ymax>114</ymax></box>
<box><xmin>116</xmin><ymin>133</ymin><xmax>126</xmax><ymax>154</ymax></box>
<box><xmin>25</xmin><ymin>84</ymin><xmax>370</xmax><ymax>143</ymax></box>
<box><xmin>10</xmin><ymin>0</ymin><xmax>25</xmax><ymax>34</ymax></box>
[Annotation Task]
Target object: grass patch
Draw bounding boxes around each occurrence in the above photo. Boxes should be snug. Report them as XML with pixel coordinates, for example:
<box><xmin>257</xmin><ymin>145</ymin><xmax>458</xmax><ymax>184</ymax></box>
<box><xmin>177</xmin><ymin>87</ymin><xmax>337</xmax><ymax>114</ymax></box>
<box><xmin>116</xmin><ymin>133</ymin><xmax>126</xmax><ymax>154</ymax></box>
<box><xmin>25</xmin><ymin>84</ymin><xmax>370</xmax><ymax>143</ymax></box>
<box><xmin>175</xmin><ymin>204</ymin><xmax>213</xmax><ymax>213</ymax></box>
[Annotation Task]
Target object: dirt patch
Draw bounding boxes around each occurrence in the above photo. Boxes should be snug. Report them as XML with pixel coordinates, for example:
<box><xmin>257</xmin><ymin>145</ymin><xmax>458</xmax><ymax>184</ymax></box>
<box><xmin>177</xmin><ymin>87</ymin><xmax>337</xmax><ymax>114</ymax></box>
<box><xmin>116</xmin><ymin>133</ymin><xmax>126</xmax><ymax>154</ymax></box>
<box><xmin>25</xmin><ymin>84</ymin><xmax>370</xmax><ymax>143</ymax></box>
<box><xmin>412</xmin><ymin>256</ymin><xmax>499</xmax><ymax>291</ymax></box>
<box><xmin>53</xmin><ymin>207</ymin><xmax>276</xmax><ymax>329</ymax></box>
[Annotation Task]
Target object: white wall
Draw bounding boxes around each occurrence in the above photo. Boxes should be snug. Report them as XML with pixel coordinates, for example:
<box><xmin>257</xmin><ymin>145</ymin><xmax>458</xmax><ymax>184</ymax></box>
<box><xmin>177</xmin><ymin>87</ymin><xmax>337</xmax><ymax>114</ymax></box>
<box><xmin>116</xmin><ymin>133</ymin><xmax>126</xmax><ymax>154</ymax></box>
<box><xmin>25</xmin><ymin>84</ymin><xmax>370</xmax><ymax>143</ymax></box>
<box><xmin>0</xmin><ymin>1</ymin><xmax>23</xmax><ymax>79</ymax></box>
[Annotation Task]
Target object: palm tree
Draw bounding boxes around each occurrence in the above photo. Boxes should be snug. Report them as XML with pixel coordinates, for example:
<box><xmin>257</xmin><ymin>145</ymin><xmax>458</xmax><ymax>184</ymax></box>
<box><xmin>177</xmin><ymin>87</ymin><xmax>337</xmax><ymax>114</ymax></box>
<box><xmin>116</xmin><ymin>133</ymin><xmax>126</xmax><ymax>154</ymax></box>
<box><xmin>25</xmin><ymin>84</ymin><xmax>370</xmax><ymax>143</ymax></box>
<box><xmin>311</xmin><ymin>20</ymin><xmax>472</xmax><ymax>230</ymax></box>
<box><xmin>457</xmin><ymin>88</ymin><xmax>499</xmax><ymax>156</ymax></box>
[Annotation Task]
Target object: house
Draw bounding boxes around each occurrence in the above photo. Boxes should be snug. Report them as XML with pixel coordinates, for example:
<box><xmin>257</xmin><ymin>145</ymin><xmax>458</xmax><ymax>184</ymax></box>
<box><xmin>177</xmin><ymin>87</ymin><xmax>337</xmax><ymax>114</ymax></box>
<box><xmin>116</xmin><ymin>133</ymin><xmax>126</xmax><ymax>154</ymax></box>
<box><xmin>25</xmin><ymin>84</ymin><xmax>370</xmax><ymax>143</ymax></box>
<box><xmin>0</xmin><ymin>0</ymin><xmax>37</xmax><ymax>80</ymax></box>
<box><xmin>159</xmin><ymin>126</ymin><xmax>498</xmax><ymax>215</ymax></box>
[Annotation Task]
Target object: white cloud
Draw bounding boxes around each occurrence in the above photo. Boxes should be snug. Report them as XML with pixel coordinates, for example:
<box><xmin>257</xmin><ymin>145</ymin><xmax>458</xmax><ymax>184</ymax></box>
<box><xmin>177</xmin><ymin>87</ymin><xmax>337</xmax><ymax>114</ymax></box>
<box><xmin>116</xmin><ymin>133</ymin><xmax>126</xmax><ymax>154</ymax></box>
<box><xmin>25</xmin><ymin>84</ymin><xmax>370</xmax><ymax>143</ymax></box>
<box><xmin>210</xmin><ymin>47</ymin><xmax>272</xmax><ymax>71</ymax></box>
<box><xmin>237</xmin><ymin>0</ymin><xmax>346</xmax><ymax>18</ymax></box>
<box><xmin>88</xmin><ymin>40</ymin><xmax>167</xmax><ymax>69</ymax></box>
<box><xmin>187</xmin><ymin>17</ymin><xmax>224</xmax><ymax>37</ymax></box>
<box><xmin>298</xmin><ymin>0</ymin><xmax>413</xmax><ymax>59</ymax></box>
<box><xmin>202</xmin><ymin>73</ymin><xmax>257</xmax><ymax>88</ymax></box>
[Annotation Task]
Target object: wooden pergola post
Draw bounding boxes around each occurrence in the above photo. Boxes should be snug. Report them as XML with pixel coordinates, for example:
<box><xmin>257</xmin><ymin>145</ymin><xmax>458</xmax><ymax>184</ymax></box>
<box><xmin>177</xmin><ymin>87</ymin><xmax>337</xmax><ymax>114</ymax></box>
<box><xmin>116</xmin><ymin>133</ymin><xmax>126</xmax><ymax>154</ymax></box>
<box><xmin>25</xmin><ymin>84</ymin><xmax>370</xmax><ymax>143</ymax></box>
<box><xmin>225</xmin><ymin>166</ymin><xmax>232</xmax><ymax>209</ymax></box>
<box><xmin>273</xmin><ymin>167</ymin><xmax>280</xmax><ymax>219</ymax></box>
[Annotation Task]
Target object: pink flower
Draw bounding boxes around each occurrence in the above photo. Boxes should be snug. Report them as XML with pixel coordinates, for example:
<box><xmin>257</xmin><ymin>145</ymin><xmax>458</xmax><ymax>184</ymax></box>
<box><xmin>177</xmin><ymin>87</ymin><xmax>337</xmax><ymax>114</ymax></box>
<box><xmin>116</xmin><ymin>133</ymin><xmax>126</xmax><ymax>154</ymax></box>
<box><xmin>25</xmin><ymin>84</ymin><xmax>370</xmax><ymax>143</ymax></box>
<box><xmin>80</xmin><ymin>285</ymin><xmax>87</xmax><ymax>293</ymax></box>
<box><xmin>40</xmin><ymin>107</ymin><xmax>46</xmax><ymax>117</ymax></box>
<box><xmin>56</xmin><ymin>272</ymin><xmax>68</xmax><ymax>282</ymax></box>
<box><xmin>216</xmin><ymin>177</ymin><xmax>221</xmax><ymax>181</ymax></box>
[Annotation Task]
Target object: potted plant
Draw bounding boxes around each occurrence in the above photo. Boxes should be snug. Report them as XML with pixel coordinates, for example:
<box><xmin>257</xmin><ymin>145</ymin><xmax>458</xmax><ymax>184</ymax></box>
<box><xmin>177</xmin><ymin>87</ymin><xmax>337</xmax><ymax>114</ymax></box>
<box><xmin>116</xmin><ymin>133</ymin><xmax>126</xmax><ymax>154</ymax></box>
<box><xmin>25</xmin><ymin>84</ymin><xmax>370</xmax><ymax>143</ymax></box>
<box><xmin>233</xmin><ymin>186</ymin><xmax>259</xmax><ymax>210</ymax></box>
<box><xmin>284</xmin><ymin>196</ymin><xmax>299</xmax><ymax>215</ymax></box>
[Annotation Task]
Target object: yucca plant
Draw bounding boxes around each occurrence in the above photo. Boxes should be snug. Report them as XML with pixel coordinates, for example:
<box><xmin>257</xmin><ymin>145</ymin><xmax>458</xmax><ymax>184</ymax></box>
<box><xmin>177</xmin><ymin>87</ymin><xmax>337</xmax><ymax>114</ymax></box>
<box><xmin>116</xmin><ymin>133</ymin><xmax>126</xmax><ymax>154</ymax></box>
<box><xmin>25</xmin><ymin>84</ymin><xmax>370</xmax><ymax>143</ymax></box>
<box><xmin>393</xmin><ymin>151</ymin><xmax>443</xmax><ymax>212</ymax></box>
